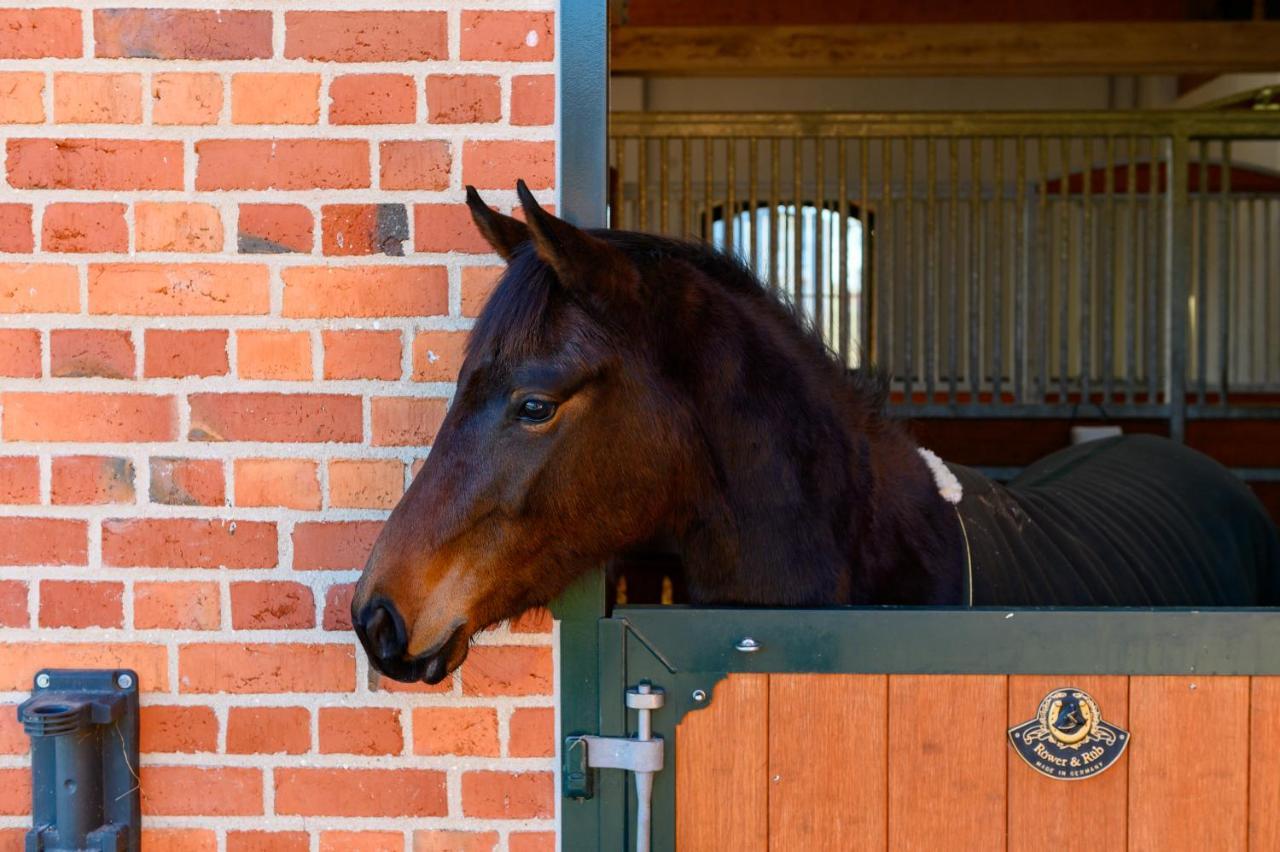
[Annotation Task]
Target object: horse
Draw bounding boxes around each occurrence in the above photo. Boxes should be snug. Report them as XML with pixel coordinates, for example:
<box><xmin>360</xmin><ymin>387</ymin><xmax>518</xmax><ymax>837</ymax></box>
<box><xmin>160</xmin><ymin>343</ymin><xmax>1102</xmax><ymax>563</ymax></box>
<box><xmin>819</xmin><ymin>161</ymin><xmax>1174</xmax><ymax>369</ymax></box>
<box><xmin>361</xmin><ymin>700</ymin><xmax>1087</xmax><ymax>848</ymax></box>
<box><xmin>351</xmin><ymin>180</ymin><xmax>1280</xmax><ymax>684</ymax></box>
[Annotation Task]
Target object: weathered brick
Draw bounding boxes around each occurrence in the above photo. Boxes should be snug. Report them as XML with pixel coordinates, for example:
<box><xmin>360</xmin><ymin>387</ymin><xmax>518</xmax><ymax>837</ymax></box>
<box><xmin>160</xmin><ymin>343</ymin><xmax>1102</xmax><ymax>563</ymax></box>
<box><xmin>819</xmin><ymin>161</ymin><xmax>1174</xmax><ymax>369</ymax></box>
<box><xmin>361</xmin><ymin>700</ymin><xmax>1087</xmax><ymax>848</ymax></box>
<box><xmin>329</xmin><ymin>459</ymin><xmax>403</xmax><ymax>509</ymax></box>
<box><xmin>54</xmin><ymin>73</ymin><xmax>141</xmax><ymax>123</ymax></box>
<box><xmin>189</xmin><ymin>393</ymin><xmax>362</xmax><ymax>443</ymax></box>
<box><xmin>509</xmin><ymin>833</ymin><xmax>556</xmax><ymax>852</ymax></box>
<box><xmin>151</xmin><ymin>73</ymin><xmax>222</xmax><ymax>125</ymax></box>
<box><xmin>39</xmin><ymin>580</ymin><xmax>123</xmax><ymax>628</ymax></box>
<box><xmin>230</xmin><ymin>581</ymin><xmax>315</xmax><ymax>630</ymax></box>
<box><xmin>0</xmin><ymin>73</ymin><xmax>44</xmax><ymax>123</ymax></box>
<box><xmin>426</xmin><ymin>75</ymin><xmax>500</xmax><ymax>124</ymax></box>
<box><xmin>0</xmin><ymin>9</ymin><xmax>82</xmax><ymax>59</ymax></box>
<box><xmin>275</xmin><ymin>768</ymin><xmax>447</xmax><ymax>817</ymax></box>
<box><xmin>0</xmin><ymin>264</ymin><xmax>77</xmax><ymax>312</ymax></box>
<box><xmin>322</xmin><ymin>204</ymin><xmax>408</xmax><ymax>257</ymax></box>
<box><xmin>380</xmin><ymin>140</ymin><xmax>452</xmax><ymax>191</ymax></box>
<box><xmin>461</xmin><ymin>771</ymin><xmax>554</xmax><ymax>819</ymax></box>
<box><xmin>150</xmin><ymin>457</ymin><xmax>225</xmax><ymax>506</ymax></box>
<box><xmin>461</xmin><ymin>11</ymin><xmax>554</xmax><ymax>62</ymax></box>
<box><xmin>322</xmin><ymin>330</ymin><xmax>402</xmax><ymax>380</ymax></box>
<box><xmin>232</xmin><ymin>73</ymin><xmax>320</xmax><ymax>125</ymax></box>
<box><xmin>238</xmin><ymin>204</ymin><xmax>313</xmax><ymax>254</ymax></box>
<box><xmin>285</xmin><ymin>11</ymin><xmax>447</xmax><ymax>62</ymax></box>
<box><xmin>414</xmin><ymin>203</ymin><xmax>497</xmax><ymax>254</ymax></box>
<box><xmin>0</xmin><ymin>704</ymin><xmax>26</xmax><ymax>753</ymax></box>
<box><xmin>141</xmin><ymin>705</ymin><xmax>218</xmax><ymax>754</ymax></box>
<box><xmin>50</xmin><ymin>329</ymin><xmax>134</xmax><ymax>378</ymax></box>
<box><xmin>226</xmin><ymin>707</ymin><xmax>310</xmax><ymax>754</ymax></box>
<box><xmin>463</xmin><ymin>140</ymin><xmax>555</xmax><ymax>190</ymax></box>
<box><xmin>0</xmin><ymin>457</ymin><xmax>38</xmax><ymax>504</ymax></box>
<box><xmin>51</xmin><ymin>455</ymin><xmax>135</xmax><ymax>504</ymax></box>
<box><xmin>42</xmin><ymin>203</ymin><xmax>129</xmax><ymax>253</ymax></box>
<box><xmin>227</xmin><ymin>832</ymin><xmax>309</xmax><ymax>852</ymax></box>
<box><xmin>321</xmin><ymin>583</ymin><xmax>354</xmax><ymax>631</ymax></box>
<box><xmin>412</xmin><ymin>330</ymin><xmax>468</xmax><ymax>382</ymax></box>
<box><xmin>180</xmin><ymin>644</ymin><xmax>355</xmax><ymax>693</ymax></box>
<box><xmin>292</xmin><ymin>521</ymin><xmax>382</xmax><ymax>571</ymax></box>
<box><xmin>511</xmin><ymin>75</ymin><xmax>555</xmax><ymax>126</ymax></box>
<box><xmin>319</xmin><ymin>707</ymin><xmax>403</xmax><ymax>755</ymax></box>
<box><xmin>140</xmin><ymin>766</ymin><xmax>263</xmax><ymax>816</ymax></box>
<box><xmin>234</xmin><ymin>458</ymin><xmax>320</xmax><ymax>509</ymax></box>
<box><xmin>0</xmin><ymin>581</ymin><xmax>27</xmax><ymax>627</ymax></box>
<box><xmin>0</xmin><ymin>329</ymin><xmax>41</xmax><ymax>377</ymax></box>
<box><xmin>143</xmin><ymin>829</ymin><xmax>217</xmax><ymax>852</ymax></box>
<box><xmin>2</xmin><ymin>392</ymin><xmax>175</xmax><ymax>442</ymax></box>
<box><xmin>0</xmin><ymin>769</ymin><xmax>31</xmax><ymax>815</ymax></box>
<box><xmin>413</xmin><ymin>832</ymin><xmax>498</xmax><ymax>852</ymax></box>
<box><xmin>330</xmin><ymin>74</ymin><xmax>416</xmax><ymax>125</ymax></box>
<box><xmin>371</xmin><ymin>396</ymin><xmax>448</xmax><ymax>447</ymax></box>
<box><xmin>144</xmin><ymin>330</ymin><xmax>229</xmax><ymax>378</ymax></box>
<box><xmin>94</xmin><ymin>9</ymin><xmax>271</xmax><ymax>60</ymax></box>
<box><xmin>133</xmin><ymin>581</ymin><xmax>220</xmax><ymax>630</ymax></box>
<box><xmin>236</xmin><ymin>331</ymin><xmax>312</xmax><ymax>381</ymax></box>
<box><xmin>0</xmin><ymin>642</ymin><xmax>167</xmax><ymax>690</ymax></box>
<box><xmin>282</xmin><ymin>266</ymin><xmax>448</xmax><ymax>318</ymax></box>
<box><xmin>412</xmin><ymin>707</ymin><xmax>498</xmax><ymax>756</ymax></box>
<box><xmin>7</xmin><ymin>139</ymin><xmax>182</xmax><ymax>190</ymax></box>
<box><xmin>461</xmin><ymin>645</ymin><xmax>553</xmax><ymax>696</ymax></box>
<box><xmin>89</xmin><ymin>264</ymin><xmax>270</xmax><ymax>316</ymax></box>
<box><xmin>135</xmin><ymin>203</ymin><xmax>222</xmax><ymax>253</ymax></box>
<box><xmin>197</xmin><ymin>139</ymin><xmax>369</xmax><ymax>190</ymax></box>
<box><xmin>508</xmin><ymin>707</ymin><xmax>555</xmax><ymax>757</ymax></box>
<box><xmin>321</xmin><ymin>832</ymin><xmax>403</xmax><ymax>852</ymax></box>
<box><xmin>103</xmin><ymin>518</ymin><xmax>277</xmax><ymax>568</ymax></box>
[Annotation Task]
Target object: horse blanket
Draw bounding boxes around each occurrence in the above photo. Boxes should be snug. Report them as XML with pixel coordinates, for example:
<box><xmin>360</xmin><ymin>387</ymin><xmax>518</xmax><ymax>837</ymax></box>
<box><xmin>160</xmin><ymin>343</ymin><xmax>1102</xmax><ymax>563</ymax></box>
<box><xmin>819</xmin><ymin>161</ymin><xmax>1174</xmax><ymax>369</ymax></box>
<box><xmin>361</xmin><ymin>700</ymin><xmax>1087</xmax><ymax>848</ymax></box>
<box><xmin>947</xmin><ymin>435</ymin><xmax>1280</xmax><ymax>606</ymax></box>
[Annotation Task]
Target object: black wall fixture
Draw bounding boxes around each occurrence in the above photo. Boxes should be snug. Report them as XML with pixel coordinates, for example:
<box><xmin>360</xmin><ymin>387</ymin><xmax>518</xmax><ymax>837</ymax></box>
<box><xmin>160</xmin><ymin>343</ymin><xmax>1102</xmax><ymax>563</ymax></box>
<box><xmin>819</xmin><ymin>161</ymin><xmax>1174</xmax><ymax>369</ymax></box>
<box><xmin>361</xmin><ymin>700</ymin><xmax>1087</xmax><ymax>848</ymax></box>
<box><xmin>18</xmin><ymin>669</ymin><xmax>140</xmax><ymax>852</ymax></box>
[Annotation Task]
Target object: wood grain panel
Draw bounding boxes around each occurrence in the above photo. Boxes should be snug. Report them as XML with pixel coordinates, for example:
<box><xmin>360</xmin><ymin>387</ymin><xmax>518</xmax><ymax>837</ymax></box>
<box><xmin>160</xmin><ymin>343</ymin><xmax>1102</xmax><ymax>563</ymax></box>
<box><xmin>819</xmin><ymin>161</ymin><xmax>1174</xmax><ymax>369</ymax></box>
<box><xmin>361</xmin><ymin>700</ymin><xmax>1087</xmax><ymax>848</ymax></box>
<box><xmin>1249</xmin><ymin>677</ymin><xmax>1280</xmax><ymax>850</ymax></box>
<box><xmin>768</xmin><ymin>674</ymin><xmax>887</xmax><ymax>851</ymax></box>
<box><xmin>887</xmin><ymin>675</ymin><xmax>1007</xmax><ymax>850</ymax></box>
<box><xmin>1006</xmin><ymin>676</ymin><xmax>1129</xmax><ymax>852</ymax></box>
<box><xmin>1128</xmin><ymin>676</ymin><xmax>1249</xmax><ymax>851</ymax></box>
<box><xmin>676</xmin><ymin>674</ymin><xmax>769</xmax><ymax>852</ymax></box>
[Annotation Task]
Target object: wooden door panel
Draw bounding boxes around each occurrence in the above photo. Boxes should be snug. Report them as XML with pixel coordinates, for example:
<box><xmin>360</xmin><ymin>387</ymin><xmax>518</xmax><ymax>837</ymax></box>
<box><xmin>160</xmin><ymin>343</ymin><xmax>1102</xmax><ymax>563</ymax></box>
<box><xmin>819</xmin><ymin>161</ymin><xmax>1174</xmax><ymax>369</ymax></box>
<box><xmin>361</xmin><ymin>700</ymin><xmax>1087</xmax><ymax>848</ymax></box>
<box><xmin>1249</xmin><ymin>676</ymin><xmax>1280</xmax><ymax>849</ymax></box>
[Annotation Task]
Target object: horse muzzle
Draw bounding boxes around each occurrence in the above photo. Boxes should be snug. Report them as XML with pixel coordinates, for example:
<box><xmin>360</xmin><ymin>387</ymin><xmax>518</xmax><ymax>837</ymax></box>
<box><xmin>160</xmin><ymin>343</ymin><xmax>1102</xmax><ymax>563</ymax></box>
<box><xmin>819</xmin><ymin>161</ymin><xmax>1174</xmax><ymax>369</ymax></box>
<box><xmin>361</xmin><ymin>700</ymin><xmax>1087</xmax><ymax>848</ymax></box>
<box><xmin>352</xmin><ymin>598</ymin><xmax>468</xmax><ymax>684</ymax></box>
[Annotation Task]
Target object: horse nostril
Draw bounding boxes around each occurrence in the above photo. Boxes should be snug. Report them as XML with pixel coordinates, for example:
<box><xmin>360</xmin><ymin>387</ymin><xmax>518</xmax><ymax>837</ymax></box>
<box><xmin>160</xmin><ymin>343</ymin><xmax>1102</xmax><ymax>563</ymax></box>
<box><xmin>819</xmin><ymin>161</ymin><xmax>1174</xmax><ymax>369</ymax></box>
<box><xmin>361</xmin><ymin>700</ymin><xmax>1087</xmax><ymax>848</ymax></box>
<box><xmin>362</xmin><ymin>602</ymin><xmax>407</xmax><ymax>662</ymax></box>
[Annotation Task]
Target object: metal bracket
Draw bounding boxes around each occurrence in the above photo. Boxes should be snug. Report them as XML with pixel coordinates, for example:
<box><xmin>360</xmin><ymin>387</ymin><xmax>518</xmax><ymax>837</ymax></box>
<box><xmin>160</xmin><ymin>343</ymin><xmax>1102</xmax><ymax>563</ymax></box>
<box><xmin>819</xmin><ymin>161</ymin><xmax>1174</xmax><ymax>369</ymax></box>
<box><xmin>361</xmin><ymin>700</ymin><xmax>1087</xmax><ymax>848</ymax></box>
<box><xmin>567</xmin><ymin>734</ymin><xmax>664</xmax><ymax>774</ymax></box>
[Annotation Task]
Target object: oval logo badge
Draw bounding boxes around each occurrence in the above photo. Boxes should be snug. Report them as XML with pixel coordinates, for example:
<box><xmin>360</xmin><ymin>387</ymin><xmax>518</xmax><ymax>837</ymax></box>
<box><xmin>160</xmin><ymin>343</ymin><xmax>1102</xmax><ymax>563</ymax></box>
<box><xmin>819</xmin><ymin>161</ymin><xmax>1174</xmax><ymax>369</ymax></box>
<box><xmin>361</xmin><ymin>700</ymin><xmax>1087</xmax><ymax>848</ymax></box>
<box><xmin>1008</xmin><ymin>687</ymin><xmax>1129</xmax><ymax>780</ymax></box>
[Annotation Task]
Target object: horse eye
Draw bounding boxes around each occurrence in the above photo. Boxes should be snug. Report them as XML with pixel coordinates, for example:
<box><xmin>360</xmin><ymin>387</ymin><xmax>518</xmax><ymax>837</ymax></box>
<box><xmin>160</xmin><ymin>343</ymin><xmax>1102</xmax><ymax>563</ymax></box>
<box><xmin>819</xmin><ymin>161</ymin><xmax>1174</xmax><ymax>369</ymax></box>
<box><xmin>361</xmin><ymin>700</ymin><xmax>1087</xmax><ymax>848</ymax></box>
<box><xmin>517</xmin><ymin>398</ymin><xmax>556</xmax><ymax>423</ymax></box>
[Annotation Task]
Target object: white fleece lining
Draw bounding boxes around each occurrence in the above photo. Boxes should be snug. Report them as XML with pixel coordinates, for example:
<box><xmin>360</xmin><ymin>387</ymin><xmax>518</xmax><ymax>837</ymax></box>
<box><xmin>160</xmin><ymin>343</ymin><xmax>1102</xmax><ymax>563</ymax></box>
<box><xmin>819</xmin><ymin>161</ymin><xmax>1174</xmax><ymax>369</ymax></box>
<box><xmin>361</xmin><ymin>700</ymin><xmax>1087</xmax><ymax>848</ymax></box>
<box><xmin>917</xmin><ymin>447</ymin><xmax>964</xmax><ymax>505</ymax></box>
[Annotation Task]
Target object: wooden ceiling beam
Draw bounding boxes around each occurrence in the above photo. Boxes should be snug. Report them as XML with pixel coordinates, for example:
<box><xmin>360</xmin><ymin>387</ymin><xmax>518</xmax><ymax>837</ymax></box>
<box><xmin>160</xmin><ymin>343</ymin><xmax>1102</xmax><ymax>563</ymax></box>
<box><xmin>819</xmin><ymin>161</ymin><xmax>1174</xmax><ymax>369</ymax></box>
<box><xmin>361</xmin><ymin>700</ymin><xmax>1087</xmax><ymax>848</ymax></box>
<box><xmin>611</xmin><ymin>22</ymin><xmax>1280</xmax><ymax>77</ymax></box>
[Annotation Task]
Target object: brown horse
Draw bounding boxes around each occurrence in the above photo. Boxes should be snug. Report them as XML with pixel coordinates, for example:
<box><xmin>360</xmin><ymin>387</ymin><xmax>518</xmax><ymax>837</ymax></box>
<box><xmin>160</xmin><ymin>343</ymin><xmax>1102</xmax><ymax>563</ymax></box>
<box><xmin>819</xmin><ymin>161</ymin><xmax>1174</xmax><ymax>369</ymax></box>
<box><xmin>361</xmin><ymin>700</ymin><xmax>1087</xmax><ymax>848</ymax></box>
<box><xmin>352</xmin><ymin>181</ymin><xmax>1279</xmax><ymax>684</ymax></box>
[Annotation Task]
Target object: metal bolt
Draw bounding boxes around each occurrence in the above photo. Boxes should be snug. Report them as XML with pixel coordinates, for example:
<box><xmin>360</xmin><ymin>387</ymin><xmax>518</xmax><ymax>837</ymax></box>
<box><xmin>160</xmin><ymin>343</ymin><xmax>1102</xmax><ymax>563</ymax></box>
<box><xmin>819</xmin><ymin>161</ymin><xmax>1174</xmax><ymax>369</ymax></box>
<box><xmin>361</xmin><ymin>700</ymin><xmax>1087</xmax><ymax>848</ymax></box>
<box><xmin>735</xmin><ymin>637</ymin><xmax>761</xmax><ymax>653</ymax></box>
<box><xmin>35</xmin><ymin>673</ymin><xmax>50</xmax><ymax>689</ymax></box>
<box><xmin>116</xmin><ymin>673</ymin><xmax>134</xmax><ymax>690</ymax></box>
<box><xmin>691</xmin><ymin>689</ymin><xmax>707</xmax><ymax>702</ymax></box>
<box><xmin>637</xmin><ymin>681</ymin><xmax>651</xmax><ymax>694</ymax></box>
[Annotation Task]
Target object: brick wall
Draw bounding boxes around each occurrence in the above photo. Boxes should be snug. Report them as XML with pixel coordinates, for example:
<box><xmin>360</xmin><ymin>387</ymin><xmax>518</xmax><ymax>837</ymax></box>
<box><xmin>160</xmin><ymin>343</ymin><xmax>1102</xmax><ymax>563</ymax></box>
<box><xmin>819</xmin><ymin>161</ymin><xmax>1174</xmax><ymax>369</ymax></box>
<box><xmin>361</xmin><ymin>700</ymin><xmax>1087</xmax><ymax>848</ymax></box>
<box><xmin>0</xmin><ymin>3</ymin><xmax>558</xmax><ymax>850</ymax></box>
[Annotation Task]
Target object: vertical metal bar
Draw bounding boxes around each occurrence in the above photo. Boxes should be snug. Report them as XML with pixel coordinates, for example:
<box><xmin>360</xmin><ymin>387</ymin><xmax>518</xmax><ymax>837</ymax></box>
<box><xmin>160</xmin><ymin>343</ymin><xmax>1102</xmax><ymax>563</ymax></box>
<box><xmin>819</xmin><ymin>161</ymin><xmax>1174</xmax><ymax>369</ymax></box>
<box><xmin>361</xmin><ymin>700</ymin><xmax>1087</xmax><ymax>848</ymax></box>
<box><xmin>637</xmin><ymin>138</ymin><xmax>648</xmax><ymax>232</ymax></box>
<box><xmin>1059</xmin><ymin>137</ymin><xmax>1071</xmax><ymax>404</ymax></box>
<box><xmin>882</xmin><ymin>136</ymin><xmax>894</xmax><ymax>372</ymax></box>
<box><xmin>1037</xmin><ymin>136</ymin><xmax>1049</xmax><ymax>403</ymax></box>
<box><xmin>614</xmin><ymin>136</ymin><xmax>627</xmax><ymax>230</ymax></box>
<box><xmin>1219</xmin><ymin>140</ymin><xmax>1232</xmax><ymax>405</ymax></box>
<box><xmin>681</xmin><ymin>138</ymin><xmax>691</xmax><ymax>239</ymax></box>
<box><xmin>1169</xmin><ymin>133</ymin><xmax>1191</xmax><ymax>442</ymax></box>
<box><xmin>860</xmin><ymin>139</ymin><xmax>872</xmax><ymax>365</ymax></box>
<box><xmin>838</xmin><ymin>137</ymin><xmax>850</xmax><ymax>364</ymax></box>
<box><xmin>1147</xmin><ymin>135</ymin><xmax>1160</xmax><ymax>403</ymax></box>
<box><xmin>704</xmin><ymin>136</ymin><xmax>713</xmax><ymax>242</ymax></box>
<box><xmin>1081</xmin><ymin>136</ymin><xmax>1093</xmax><ymax>406</ymax></box>
<box><xmin>815</xmin><ymin>137</ymin><xmax>826</xmax><ymax>336</ymax></box>
<box><xmin>991</xmin><ymin>137</ymin><xmax>1004</xmax><ymax>404</ymax></box>
<box><xmin>748</xmin><ymin>137</ymin><xmax>759</xmax><ymax>271</ymax></box>
<box><xmin>1101</xmin><ymin>134</ymin><xmax>1115</xmax><ymax>405</ymax></box>
<box><xmin>1268</xmin><ymin>199</ymin><xmax>1276</xmax><ymax>385</ymax></box>
<box><xmin>1197</xmin><ymin>141</ymin><xmax>1208</xmax><ymax>405</ymax></box>
<box><xmin>903</xmin><ymin>136</ymin><xmax>915</xmax><ymax>402</ymax></box>
<box><xmin>1014</xmin><ymin>137</ymin><xmax>1026</xmax><ymax>404</ymax></box>
<box><xmin>770</xmin><ymin>138</ymin><xmax>780</xmax><ymax>291</ymax></box>
<box><xmin>793</xmin><ymin>136</ymin><xmax>803</xmax><ymax>304</ymax></box>
<box><xmin>659</xmin><ymin>138</ymin><xmax>669</xmax><ymax>236</ymax></box>
<box><xmin>949</xmin><ymin>137</ymin><xmax>960</xmax><ymax>404</ymax></box>
<box><xmin>726</xmin><ymin>138</ymin><xmax>737</xmax><ymax>255</ymax></box>
<box><xmin>1126</xmin><ymin>136</ymin><xmax>1138</xmax><ymax>403</ymax></box>
<box><xmin>925</xmin><ymin>137</ymin><xmax>937</xmax><ymax>402</ymax></box>
<box><xmin>969</xmin><ymin>137</ymin><xmax>982</xmax><ymax>401</ymax></box>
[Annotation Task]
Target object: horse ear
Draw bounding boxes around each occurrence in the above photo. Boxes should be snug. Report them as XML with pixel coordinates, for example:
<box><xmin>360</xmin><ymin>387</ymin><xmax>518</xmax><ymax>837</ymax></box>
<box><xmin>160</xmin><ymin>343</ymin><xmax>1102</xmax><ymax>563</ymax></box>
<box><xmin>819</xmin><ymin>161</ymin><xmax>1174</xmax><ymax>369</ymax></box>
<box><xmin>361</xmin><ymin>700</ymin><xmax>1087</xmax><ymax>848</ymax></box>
<box><xmin>465</xmin><ymin>186</ymin><xmax>530</xmax><ymax>260</ymax></box>
<box><xmin>515</xmin><ymin>179</ymin><xmax>631</xmax><ymax>296</ymax></box>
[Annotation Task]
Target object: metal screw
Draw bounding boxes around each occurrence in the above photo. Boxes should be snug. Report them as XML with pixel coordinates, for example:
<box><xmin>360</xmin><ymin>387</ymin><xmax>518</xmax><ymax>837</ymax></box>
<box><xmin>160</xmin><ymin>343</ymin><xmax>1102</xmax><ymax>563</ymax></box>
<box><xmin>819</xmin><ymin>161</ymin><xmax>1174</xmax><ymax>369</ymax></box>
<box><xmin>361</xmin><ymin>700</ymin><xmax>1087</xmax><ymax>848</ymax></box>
<box><xmin>116</xmin><ymin>673</ymin><xmax>134</xmax><ymax>690</ymax></box>
<box><xmin>735</xmin><ymin>637</ymin><xmax>761</xmax><ymax>653</ymax></box>
<box><xmin>35</xmin><ymin>673</ymin><xmax>50</xmax><ymax>689</ymax></box>
<box><xmin>691</xmin><ymin>689</ymin><xmax>707</xmax><ymax>702</ymax></box>
<box><xmin>637</xmin><ymin>681</ymin><xmax>651</xmax><ymax>694</ymax></box>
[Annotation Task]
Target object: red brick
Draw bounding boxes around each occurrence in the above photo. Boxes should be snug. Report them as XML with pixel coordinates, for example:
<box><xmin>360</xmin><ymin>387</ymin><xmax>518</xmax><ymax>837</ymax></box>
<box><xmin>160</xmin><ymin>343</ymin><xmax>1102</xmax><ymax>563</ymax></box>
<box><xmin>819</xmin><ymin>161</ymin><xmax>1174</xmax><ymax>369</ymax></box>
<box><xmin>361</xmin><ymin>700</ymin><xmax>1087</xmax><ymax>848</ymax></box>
<box><xmin>228</xmin><ymin>833</ymin><xmax>309</xmax><ymax>852</ymax></box>
<box><xmin>275</xmin><ymin>768</ymin><xmax>447</xmax><ymax>817</ymax></box>
<box><xmin>50</xmin><ymin>329</ymin><xmax>134</xmax><ymax>378</ymax></box>
<box><xmin>0</xmin><ymin>9</ymin><xmax>81</xmax><ymax>59</ymax></box>
<box><xmin>461</xmin><ymin>11</ymin><xmax>554</xmax><ymax>61</ymax></box>
<box><xmin>0</xmin><ymin>329</ymin><xmax>40</xmax><ymax>378</ymax></box>
<box><xmin>226</xmin><ymin>707</ymin><xmax>309</xmax><ymax>755</ymax></box>
<box><xmin>322</xmin><ymin>832</ymin><xmax>403</xmax><ymax>852</ymax></box>
<box><xmin>413</xmin><ymin>832</ymin><xmax>498</xmax><ymax>852</ymax></box>
<box><xmin>238</xmin><ymin>204</ymin><xmax>313</xmax><ymax>254</ymax></box>
<box><xmin>133</xmin><ymin>581</ymin><xmax>220</xmax><ymax>630</ymax></box>
<box><xmin>427</xmin><ymin>75</ymin><xmax>500</xmax><ymax>124</ymax></box>
<box><xmin>189</xmin><ymin>393</ymin><xmax>362</xmax><ymax>443</ymax></box>
<box><xmin>322</xmin><ymin>330</ymin><xmax>402</xmax><ymax>380</ymax></box>
<box><xmin>140</xmin><ymin>705</ymin><xmax>218</xmax><ymax>754</ymax></box>
<box><xmin>135</xmin><ymin>202</ymin><xmax>222</xmax><ymax>253</ymax></box>
<box><xmin>0</xmin><ymin>517</ymin><xmax>86</xmax><ymax>565</ymax></box>
<box><xmin>283</xmin><ymin>266</ymin><xmax>448</xmax><ymax>318</ymax></box>
<box><xmin>152</xmin><ymin>73</ymin><xmax>222</xmax><ymax>125</ymax></box>
<box><xmin>149</xmin><ymin>457</ymin><xmax>224</xmax><ymax>506</ymax></box>
<box><xmin>285</xmin><ymin>12</ymin><xmax>447</xmax><ymax>62</ymax></box>
<box><xmin>380</xmin><ymin>140</ymin><xmax>452</xmax><ymax>191</ymax></box>
<box><xmin>232</xmin><ymin>73</ymin><xmax>320</xmax><ymax>125</ymax></box>
<box><xmin>0</xmin><ymin>581</ymin><xmax>27</xmax><ymax>628</ymax></box>
<box><xmin>2</xmin><ymin>393</ymin><xmax>175</xmax><ymax>442</ymax></box>
<box><xmin>89</xmin><ymin>263</ymin><xmax>270</xmax><ymax>316</ymax></box>
<box><xmin>143</xmin><ymin>829</ymin><xmax>217</xmax><ymax>852</ymax></box>
<box><xmin>414</xmin><ymin>203</ymin><xmax>494</xmax><ymax>254</ymax></box>
<box><xmin>0</xmin><ymin>769</ymin><xmax>31</xmax><ymax>815</ymax></box>
<box><xmin>322</xmin><ymin>583</ymin><xmax>354</xmax><ymax>631</ymax></box>
<box><xmin>103</xmin><ymin>518</ymin><xmax>277</xmax><ymax>568</ymax></box>
<box><xmin>54</xmin><ymin>73</ymin><xmax>141</xmax><ymax>123</ymax></box>
<box><xmin>144</xmin><ymin>330</ymin><xmax>229</xmax><ymax>378</ymax></box>
<box><xmin>236</xmin><ymin>330</ymin><xmax>312</xmax><ymax>381</ymax></box>
<box><xmin>0</xmin><ymin>642</ymin><xmax>167</xmax><ymax>691</ymax></box>
<box><xmin>464</xmin><ymin>140</ymin><xmax>555</xmax><ymax>190</ymax></box>
<box><xmin>512</xmin><ymin>75</ymin><xmax>555</xmax><ymax>126</ymax></box>
<box><xmin>7</xmin><ymin>139</ymin><xmax>182</xmax><ymax>190</ymax></box>
<box><xmin>51</xmin><ymin>455</ymin><xmax>135</xmax><ymax>504</ymax></box>
<box><xmin>230</xmin><ymin>581</ymin><xmax>315</xmax><ymax>630</ymax></box>
<box><xmin>0</xmin><ymin>705</ymin><xmax>25</xmax><ymax>754</ymax></box>
<box><xmin>508</xmin><ymin>707</ymin><xmax>555</xmax><ymax>757</ymax></box>
<box><xmin>319</xmin><ymin>707</ymin><xmax>403</xmax><ymax>755</ymax></box>
<box><xmin>329</xmin><ymin>459</ymin><xmax>403</xmax><ymax>509</ymax></box>
<box><xmin>180</xmin><ymin>644</ymin><xmax>354</xmax><ymax>693</ymax></box>
<box><xmin>461</xmin><ymin>771</ymin><xmax>554</xmax><ymax>819</ymax></box>
<box><xmin>0</xmin><ymin>73</ymin><xmax>44</xmax><ymax>124</ymax></box>
<box><xmin>292</xmin><ymin>521</ymin><xmax>382</xmax><ymax>570</ymax></box>
<box><xmin>330</xmin><ymin>74</ymin><xmax>416</xmax><ymax>125</ymax></box>
<box><xmin>322</xmin><ymin>204</ymin><xmax>408</xmax><ymax>257</ymax></box>
<box><xmin>140</xmin><ymin>766</ymin><xmax>263</xmax><ymax>816</ymax></box>
<box><xmin>0</xmin><ymin>457</ymin><xmax>37</xmax><ymax>504</ymax></box>
<box><xmin>412</xmin><ymin>707</ymin><xmax>499</xmax><ymax>756</ymax></box>
<box><xmin>412</xmin><ymin>330</ymin><xmax>468</xmax><ymax>382</ymax></box>
<box><xmin>197</xmin><ymin>139</ymin><xmax>369</xmax><ymax>191</ymax></box>
<box><xmin>0</xmin><ymin>264</ymin><xmax>78</xmax><ymax>312</ymax></box>
<box><xmin>509</xmin><ymin>833</ymin><xmax>555</xmax><ymax>852</ymax></box>
<box><xmin>372</xmin><ymin>397</ymin><xmax>448</xmax><ymax>447</ymax></box>
<box><xmin>94</xmin><ymin>9</ymin><xmax>271</xmax><ymax>60</ymax></box>
<box><xmin>42</xmin><ymin>203</ymin><xmax>128</xmax><ymax>253</ymax></box>
<box><xmin>462</xmin><ymin>646</ymin><xmax>553</xmax><ymax>696</ymax></box>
